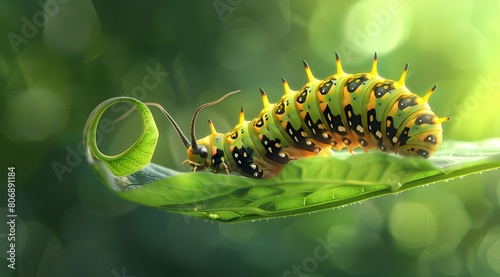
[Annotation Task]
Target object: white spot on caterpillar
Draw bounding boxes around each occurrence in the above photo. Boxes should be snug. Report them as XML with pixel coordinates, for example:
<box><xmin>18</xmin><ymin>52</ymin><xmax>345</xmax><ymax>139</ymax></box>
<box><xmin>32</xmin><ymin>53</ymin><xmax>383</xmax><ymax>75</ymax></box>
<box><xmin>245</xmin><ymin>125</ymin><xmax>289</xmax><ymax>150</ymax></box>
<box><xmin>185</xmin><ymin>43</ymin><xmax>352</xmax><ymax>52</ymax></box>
<box><xmin>392</xmin><ymin>137</ymin><xmax>398</xmax><ymax>143</ymax></box>
<box><xmin>268</xmin><ymin>147</ymin><xmax>273</xmax><ymax>153</ymax></box>
<box><xmin>338</xmin><ymin>126</ymin><xmax>346</xmax><ymax>132</ymax></box>
<box><xmin>264</xmin><ymin>140</ymin><xmax>268</xmax><ymax>145</ymax></box>
<box><xmin>279</xmin><ymin>152</ymin><xmax>286</xmax><ymax>158</ymax></box>
<box><xmin>250</xmin><ymin>164</ymin><xmax>257</xmax><ymax>169</ymax></box>
<box><xmin>376</xmin><ymin>130</ymin><xmax>382</xmax><ymax>138</ymax></box>
<box><xmin>243</xmin><ymin>152</ymin><xmax>248</xmax><ymax>158</ymax></box>
<box><xmin>294</xmin><ymin>136</ymin><xmax>299</xmax><ymax>142</ymax></box>
<box><xmin>238</xmin><ymin>160</ymin><xmax>242</xmax><ymax>164</ymax></box>
<box><xmin>306</xmin><ymin>141</ymin><xmax>312</xmax><ymax>145</ymax></box>
<box><xmin>312</xmin><ymin>128</ymin><xmax>317</xmax><ymax>135</ymax></box>
<box><xmin>356</xmin><ymin>125</ymin><xmax>364</xmax><ymax>133</ymax></box>
<box><xmin>322</xmin><ymin>132</ymin><xmax>329</xmax><ymax>138</ymax></box>
<box><xmin>234</xmin><ymin>153</ymin><xmax>239</xmax><ymax>158</ymax></box>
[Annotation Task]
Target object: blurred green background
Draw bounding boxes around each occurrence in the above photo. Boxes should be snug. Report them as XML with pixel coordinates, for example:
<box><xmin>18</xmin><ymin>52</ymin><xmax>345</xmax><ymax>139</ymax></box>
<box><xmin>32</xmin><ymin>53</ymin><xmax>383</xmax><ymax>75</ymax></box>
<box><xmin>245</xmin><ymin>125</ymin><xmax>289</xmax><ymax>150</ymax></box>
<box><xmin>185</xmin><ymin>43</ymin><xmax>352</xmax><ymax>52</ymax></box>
<box><xmin>1</xmin><ymin>0</ymin><xmax>500</xmax><ymax>276</ymax></box>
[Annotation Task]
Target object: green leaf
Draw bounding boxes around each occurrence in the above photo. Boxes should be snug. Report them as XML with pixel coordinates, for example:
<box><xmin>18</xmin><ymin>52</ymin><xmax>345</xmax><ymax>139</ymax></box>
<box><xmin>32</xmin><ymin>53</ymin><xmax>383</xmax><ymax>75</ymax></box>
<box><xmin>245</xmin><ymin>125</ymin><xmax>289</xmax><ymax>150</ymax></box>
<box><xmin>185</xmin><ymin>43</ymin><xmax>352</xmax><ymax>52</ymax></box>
<box><xmin>84</xmin><ymin>98</ymin><xmax>500</xmax><ymax>222</ymax></box>
<box><xmin>84</xmin><ymin>97</ymin><xmax>158</xmax><ymax>177</ymax></box>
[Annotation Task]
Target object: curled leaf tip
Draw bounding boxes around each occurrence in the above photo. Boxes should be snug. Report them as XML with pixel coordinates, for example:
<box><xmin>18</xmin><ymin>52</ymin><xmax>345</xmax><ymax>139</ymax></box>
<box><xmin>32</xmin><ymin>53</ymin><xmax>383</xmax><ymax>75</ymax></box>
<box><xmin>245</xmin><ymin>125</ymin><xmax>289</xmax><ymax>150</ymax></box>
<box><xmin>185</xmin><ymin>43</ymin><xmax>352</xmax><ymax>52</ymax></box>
<box><xmin>84</xmin><ymin>97</ymin><xmax>159</xmax><ymax>177</ymax></box>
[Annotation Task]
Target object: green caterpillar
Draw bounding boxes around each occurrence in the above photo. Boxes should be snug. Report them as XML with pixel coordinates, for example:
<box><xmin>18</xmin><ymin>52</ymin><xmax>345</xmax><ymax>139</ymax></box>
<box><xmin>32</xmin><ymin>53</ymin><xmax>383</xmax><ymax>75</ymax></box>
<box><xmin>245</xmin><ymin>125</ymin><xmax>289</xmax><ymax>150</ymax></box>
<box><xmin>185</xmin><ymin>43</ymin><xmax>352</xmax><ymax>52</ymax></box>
<box><xmin>163</xmin><ymin>52</ymin><xmax>449</xmax><ymax>178</ymax></box>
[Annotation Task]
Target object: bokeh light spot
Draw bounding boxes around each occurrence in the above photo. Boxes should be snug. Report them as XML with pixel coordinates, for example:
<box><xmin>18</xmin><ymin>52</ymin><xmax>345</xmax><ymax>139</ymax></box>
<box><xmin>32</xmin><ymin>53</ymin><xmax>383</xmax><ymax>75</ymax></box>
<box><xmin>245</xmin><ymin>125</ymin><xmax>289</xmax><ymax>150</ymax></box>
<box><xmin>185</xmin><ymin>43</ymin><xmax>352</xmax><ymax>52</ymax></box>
<box><xmin>389</xmin><ymin>201</ymin><xmax>438</xmax><ymax>250</ymax></box>
<box><xmin>43</xmin><ymin>0</ymin><xmax>100</xmax><ymax>56</ymax></box>
<box><xmin>342</xmin><ymin>0</ymin><xmax>412</xmax><ymax>61</ymax></box>
<box><xmin>3</xmin><ymin>89</ymin><xmax>66</xmax><ymax>142</ymax></box>
<box><xmin>214</xmin><ymin>21</ymin><xmax>269</xmax><ymax>70</ymax></box>
<box><xmin>219</xmin><ymin>222</ymin><xmax>260</xmax><ymax>250</ymax></box>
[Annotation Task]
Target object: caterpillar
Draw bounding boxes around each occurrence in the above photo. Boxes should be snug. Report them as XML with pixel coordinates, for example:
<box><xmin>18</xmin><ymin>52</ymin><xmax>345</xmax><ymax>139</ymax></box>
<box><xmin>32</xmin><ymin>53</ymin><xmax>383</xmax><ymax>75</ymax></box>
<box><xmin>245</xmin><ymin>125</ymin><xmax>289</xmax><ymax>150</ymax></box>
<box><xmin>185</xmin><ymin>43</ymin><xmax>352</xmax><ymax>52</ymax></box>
<box><xmin>162</xmin><ymin>52</ymin><xmax>449</xmax><ymax>178</ymax></box>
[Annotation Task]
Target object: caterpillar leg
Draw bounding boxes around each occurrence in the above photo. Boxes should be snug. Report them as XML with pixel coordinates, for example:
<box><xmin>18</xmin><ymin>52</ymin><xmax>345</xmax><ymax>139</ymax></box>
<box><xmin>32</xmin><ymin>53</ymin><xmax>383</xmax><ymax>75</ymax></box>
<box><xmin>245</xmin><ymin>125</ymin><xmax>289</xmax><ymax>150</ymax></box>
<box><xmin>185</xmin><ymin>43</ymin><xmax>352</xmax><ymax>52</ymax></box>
<box><xmin>219</xmin><ymin>162</ymin><xmax>231</xmax><ymax>175</ymax></box>
<box><xmin>209</xmin><ymin>161</ymin><xmax>230</xmax><ymax>175</ymax></box>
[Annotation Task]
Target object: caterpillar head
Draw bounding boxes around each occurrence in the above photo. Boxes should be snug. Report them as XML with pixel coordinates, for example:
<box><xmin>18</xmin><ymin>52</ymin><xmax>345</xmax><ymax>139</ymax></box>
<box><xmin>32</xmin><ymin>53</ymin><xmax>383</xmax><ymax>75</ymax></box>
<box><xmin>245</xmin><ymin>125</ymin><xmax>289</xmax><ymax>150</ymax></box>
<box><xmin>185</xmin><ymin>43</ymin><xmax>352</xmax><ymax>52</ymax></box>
<box><xmin>183</xmin><ymin>90</ymin><xmax>240</xmax><ymax>172</ymax></box>
<box><xmin>186</xmin><ymin>142</ymin><xmax>209</xmax><ymax>171</ymax></box>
